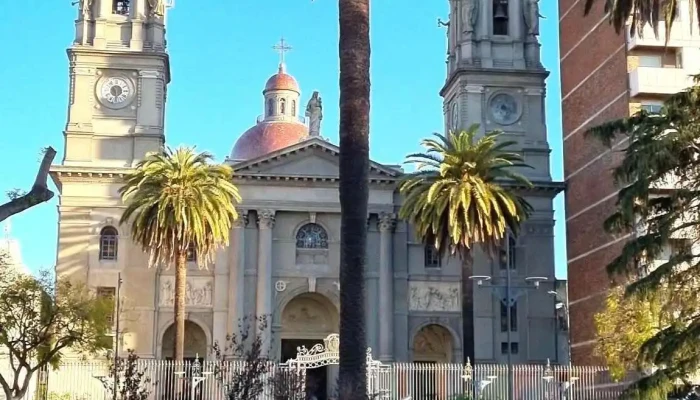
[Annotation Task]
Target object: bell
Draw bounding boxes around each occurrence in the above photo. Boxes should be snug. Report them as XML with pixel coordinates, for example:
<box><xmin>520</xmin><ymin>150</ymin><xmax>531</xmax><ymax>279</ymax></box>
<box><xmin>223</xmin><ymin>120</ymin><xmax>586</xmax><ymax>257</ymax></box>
<box><xmin>493</xmin><ymin>3</ymin><xmax>507</xmax><ymax>19</ymax></box>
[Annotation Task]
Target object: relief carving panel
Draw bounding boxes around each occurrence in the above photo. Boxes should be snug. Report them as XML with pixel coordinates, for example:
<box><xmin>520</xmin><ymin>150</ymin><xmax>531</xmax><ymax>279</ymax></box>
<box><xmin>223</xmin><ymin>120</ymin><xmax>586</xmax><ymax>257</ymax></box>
<box><xmin>409</xmin><ymin>281</ymin><xmax>461</xmax><ymax>312</ymax></box>
<box><xmin>159</xmin><ymin>276</ymin><xmax>213</xmax><ymax>307</ymax></box>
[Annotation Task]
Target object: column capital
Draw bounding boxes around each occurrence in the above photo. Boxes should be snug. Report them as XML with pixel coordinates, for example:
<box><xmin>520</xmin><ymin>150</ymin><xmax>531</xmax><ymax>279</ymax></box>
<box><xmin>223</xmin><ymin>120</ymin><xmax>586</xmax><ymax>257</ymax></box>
<box><xmin>377</xmin><ymin>212</ymin><xmax>397</xmax><ymax>233</ymax></box>
<box><xmin>257</xmin><ymin>209</ymin><xmax>276</xmax><ymax>230</ymax></box>
<box><xmin>233</xmin><ymin>209</ymin><xmax>248</xmax><ymax>229</ymax></box>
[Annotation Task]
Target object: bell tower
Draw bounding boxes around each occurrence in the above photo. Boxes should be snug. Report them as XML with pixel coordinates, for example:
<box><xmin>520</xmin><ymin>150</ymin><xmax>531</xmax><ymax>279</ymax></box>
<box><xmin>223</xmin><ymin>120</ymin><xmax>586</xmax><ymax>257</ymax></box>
<box><xmin>64</xmin><ymin>0</ymin><xmax>172</xmax><ymax>167</ymax></box>
<box><xmin>440</xmin><ymin>0</ymin><xmax>562</xmax><ymax>364</ymax></box>
<box><xmin>440</xmin><ymin>0</ymin><xmax>550</xmax><ymax>182</ymax></box>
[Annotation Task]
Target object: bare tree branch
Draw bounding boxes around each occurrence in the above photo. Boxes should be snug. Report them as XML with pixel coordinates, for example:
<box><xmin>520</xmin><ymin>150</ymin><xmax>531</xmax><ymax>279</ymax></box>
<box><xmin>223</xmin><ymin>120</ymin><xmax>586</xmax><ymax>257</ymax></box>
<box><xmin>0</xmin><ymin>146</ymin><xmax>57</xmax><ymax>223</ymax></box>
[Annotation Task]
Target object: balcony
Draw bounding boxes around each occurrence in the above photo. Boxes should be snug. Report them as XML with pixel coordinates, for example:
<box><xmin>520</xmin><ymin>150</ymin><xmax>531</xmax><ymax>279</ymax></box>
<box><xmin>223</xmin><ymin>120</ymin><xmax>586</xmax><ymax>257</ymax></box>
<box><xmin>628</xmin><ymin>66</ymin><xmax>695</xmax><ymax>97</ymax></box>
<box><xmin>626</xmin><ymin>24</ymin><xmax>700</xmax><ymax>49</ymax></box>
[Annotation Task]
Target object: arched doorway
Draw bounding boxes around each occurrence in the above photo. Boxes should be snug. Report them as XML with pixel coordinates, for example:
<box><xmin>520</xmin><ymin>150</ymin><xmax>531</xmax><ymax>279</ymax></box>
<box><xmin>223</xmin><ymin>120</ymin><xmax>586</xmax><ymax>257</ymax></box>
<box><xmin>281</xmin><ymin>292</ymin><xmax>339</xmax><ymax>400</ymax></box>
<box><xmin>412</xmin><ymin>324</ymin><xmax>454</xmax><ymax>363</ymax></box>
<box><xmin>162</xmin><ymin>320</ymin><xmax>208</xmax><ymax>360</ymax></box>
<box><xmin>412</xmin><ymin>324</ymin><xmax>455</xmax><ymax>400</ymax></box>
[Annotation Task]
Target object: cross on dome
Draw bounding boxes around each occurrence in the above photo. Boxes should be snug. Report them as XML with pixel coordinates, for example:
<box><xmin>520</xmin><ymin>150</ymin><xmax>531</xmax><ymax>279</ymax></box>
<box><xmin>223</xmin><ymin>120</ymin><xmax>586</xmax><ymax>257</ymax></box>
<box><xmin>272</xmin><ymin>37</ymin><xmax>292</xmax><ymax>70</ymax></box>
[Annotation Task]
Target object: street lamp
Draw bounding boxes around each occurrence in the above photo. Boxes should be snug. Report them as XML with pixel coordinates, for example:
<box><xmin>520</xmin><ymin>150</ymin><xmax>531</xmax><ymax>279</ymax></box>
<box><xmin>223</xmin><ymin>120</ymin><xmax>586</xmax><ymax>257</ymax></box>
<box><xmin>113</xmin><ymin>273</ymin><xmax>123</xmax><ymax>400</ymax></box>
<box><xmin>469</xmin><ymin>274</ymin><xmax>547</xmax><ymax>400</ymax></box>
<box><xmin>461</xmin><ymin>358</ymin><xmax>498</xmax><ymax>399</ymax></box>
<box><xmin>175</xmin><ymin>355</ymin><xmax>212</xmax><ymax>400</ymax></box>
<box><xmin>546</xmin><ymin>290</ymin><xmax>578</xmax><ymax>399</ymax></box>
<box><xmin>542</xmin><ymin>358</ymin><xmax>578</xmax><ymax>400</ymax></box>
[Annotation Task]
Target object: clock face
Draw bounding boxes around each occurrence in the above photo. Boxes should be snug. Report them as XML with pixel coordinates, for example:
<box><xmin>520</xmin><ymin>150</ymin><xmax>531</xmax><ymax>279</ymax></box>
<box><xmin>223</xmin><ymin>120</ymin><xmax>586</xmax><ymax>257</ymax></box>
<box><xmin>100</xmin><ymin>77</ymin><xmax>131</xmax><ymax>106</ymax></box>
<box><xmin>489</xmin><ymin>93</ymin><xmax>519</xmax><ymax>125</ymax></box>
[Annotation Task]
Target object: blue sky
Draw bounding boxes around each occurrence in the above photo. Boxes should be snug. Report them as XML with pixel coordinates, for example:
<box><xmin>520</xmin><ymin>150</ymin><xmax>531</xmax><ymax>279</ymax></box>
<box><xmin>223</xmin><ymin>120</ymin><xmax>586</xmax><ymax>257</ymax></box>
<box><xmin>0</xmin><ymin>0</ymin><xmax>565</xmax><ymax>278</ymax></box>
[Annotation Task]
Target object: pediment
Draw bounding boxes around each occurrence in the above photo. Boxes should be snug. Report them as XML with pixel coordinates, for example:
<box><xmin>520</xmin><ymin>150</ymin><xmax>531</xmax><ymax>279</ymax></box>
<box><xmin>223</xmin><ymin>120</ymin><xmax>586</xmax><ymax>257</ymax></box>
<box><xmin>231</xmin><ymin>138</ymin><xmax>401</xmax><ymax>181</ymax></box>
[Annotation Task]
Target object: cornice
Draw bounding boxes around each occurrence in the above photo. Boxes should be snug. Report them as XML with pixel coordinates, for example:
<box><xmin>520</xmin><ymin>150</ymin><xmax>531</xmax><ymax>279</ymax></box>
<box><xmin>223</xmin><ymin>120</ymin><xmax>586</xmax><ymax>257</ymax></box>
<box><xmin>439</xmin><ymin>67</ymin><xmax>550</xmax><ymax>97</ymax></box>
<box><xmin>233</xmin><ymin>173</ymin><xmax>398</xmax><ymax>185</ymax></box>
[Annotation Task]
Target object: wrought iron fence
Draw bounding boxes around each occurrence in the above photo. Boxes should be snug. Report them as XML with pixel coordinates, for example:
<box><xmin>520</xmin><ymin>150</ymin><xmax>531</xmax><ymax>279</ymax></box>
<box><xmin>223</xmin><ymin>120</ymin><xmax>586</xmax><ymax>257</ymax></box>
<box><xmin>1</xmin><ymin>359</ymin><xmax>628</xmax><ymax>400</ymax></box>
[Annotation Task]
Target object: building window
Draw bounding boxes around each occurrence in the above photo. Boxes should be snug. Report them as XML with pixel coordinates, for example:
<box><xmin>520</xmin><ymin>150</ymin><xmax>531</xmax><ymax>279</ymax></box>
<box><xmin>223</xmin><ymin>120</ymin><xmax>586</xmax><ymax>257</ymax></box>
<box><xmin>292</xmin><ymin>100</ymin><xmax>297</xmax><ymax>116</ymax></box>
<box><xmin>501</xmin><ymin>342</ymin><xmax>519</xmax><ymax>354</ymax></box>
<box><xmin>493</xmin><ymin>0</ymin><xmax>509</xmax><ymax>35</ymax></box>
<box><xmin>97</xmin><ymin>287</ymin><xmax>116</xmax><ymax>325</ymax></box>
<box><xmin>186</xmin><ymin>242</ymin><xmax>197</xmax><ymax>262</ymax></box>
<box><xmin>641</xmin><ymin>103</ymin><xmax>663</xmax><ymax>114</ymax></box>
<box><xmin>500</xmin><ymin>300</ymin><xmax>517</xmax><ymax>332</ymax></box>
<box><xmin>99</xmin><ymin>227</ymin><xmax>118</xmax><ymax>261</ymax></box>
<box><xmin>424</xmin><ymin>245</ymin><xmax>441</xmax><ymax>269</ymax></box>
<box><xmin>669</xmin><ymin>238</ymin><xmax>692</xmax><ymax>256</ymax></box>
<box><xmin>639</xmin><ymin>55</ymin><xmax>662</xmax><ymax>68</ymax></box>
<box><xmin>113</xmin><ymin>0</ymin><xmax>130</xmax><ymax>15</ymax></box>
<box><xmin>280</xmin><ymin>98</ymin><xmax>287</xmax><ymax>114</ymax></box>
<box><xmin>296</xmin><ymin>223</ymin><xmax>329</xmax><ymax>249</ymax></box>
<box><xmin>267</xmin><ymin>99</ymin><xmax>274</xmax><ymax>117</ymax></box>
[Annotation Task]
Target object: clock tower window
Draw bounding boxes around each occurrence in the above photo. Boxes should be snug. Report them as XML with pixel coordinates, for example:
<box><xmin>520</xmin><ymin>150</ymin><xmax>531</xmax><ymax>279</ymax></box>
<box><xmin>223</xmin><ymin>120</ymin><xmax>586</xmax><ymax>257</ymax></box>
<box><xmin>280</xmin><ymin>98</ymin><xmax>287</xmax><ymax>114</ymax></box>
<box><xmin>113</xmin><ymin>0</ymin><xmax>130</xmax><ymax>15</ymax></box>
<box><xmin>493</xmin><ymin>0</ymin><xmax>509</xmax><ymax>36</ymax></box>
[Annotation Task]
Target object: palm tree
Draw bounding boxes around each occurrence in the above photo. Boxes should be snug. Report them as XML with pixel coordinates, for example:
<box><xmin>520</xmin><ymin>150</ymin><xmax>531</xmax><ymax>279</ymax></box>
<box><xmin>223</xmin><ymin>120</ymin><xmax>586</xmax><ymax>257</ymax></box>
<box><xmin>398</xmin><ymin>125</ymin><xmax>533</xmax><ymax>361</ymax></box>
<box><xmin>119</xmin><ymin>147</ymin><xmax>241</xmax><ymax>361</ymax></box>
<box><xmin>583</xmin><ymin>0</ymin><xmax>699</xmax><ymax>40</ymax></box>
<box><xmin>337</xmin><ymin>0</ymin><xmax>371</xmax><ymax>397</ymax></box>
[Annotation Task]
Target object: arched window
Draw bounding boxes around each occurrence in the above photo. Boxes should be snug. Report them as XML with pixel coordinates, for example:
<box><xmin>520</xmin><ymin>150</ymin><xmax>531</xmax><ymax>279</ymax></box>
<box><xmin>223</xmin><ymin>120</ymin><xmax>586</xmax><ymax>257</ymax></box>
<box><xmin>493</xmin><ymin>0</ymin><xmax>509</xmax><ymax>35</ymax></box>
<box><xmin>99</xmin><ymin>226</ymin><xmax>118</xmax><ymax>261</ymax></box>
<box><xmin>280</xmin><ymin>98</ymin><xmax>287</xmax><ymax>114</ymax></box>
<box><xmin>186</xmin><ymin>242</ymin><xmax>197</xmax><ymax>262</ymax></box>
<box><xmin>424</xmin><ymin>245</ymin><xmax>441</xmax><ymax>269</ymax></box>
<box><xmin>296</xmin><ymin>223</ymin><xmax>328</xmax><ymax>249</ymax></box>
<box><xmin>267</xmin><ymin>99</ymin><xmax>274</xmax><ymax>116</ymax></box>
<box><xmin>291</xmin><ymin>100</ymin><xmax>297</xmax><ymax>116</ymax></box>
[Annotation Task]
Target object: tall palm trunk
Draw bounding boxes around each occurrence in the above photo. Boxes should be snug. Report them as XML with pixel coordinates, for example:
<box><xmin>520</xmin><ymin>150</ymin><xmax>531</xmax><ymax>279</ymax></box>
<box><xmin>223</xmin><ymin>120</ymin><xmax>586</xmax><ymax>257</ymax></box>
<box><xmin>337</xmin><ymin>0</ymin><xmax>370</xmax><ymax>398</ymax></box>
<box><xmin>462</xmin><ymin>260</ymin><xmax>475</xmax><ymax>363</ymax></box>
<box><xmin>174</xmin><ymin>251</ymin><xmax>187</xmax><ymax>361</ymax></box>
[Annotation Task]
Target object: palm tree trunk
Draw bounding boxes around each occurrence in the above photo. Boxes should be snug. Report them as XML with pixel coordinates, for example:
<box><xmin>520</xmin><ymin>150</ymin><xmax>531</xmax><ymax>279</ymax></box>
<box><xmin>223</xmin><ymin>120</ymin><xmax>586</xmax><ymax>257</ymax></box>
<box><xmin>174</xmin><ymin>251</ymin><xmax>187</xmax><ymax>361</ymax></box>
<box><xmin>462</xmin><ymin>260</ymin><xmax>475</xmax><ymax>363</ymax></box>
<box><xmin>337</xmin><ymin>0</ymin><xmax>370</xmax><ymax>398</ymax></box>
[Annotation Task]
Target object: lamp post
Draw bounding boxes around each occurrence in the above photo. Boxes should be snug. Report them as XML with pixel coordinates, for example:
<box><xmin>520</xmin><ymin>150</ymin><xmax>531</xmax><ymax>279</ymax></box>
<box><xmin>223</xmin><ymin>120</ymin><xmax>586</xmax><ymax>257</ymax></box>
<box><xmin>113</xmin><ymin>273</ymin><xmax>123</xmax><ymax>400</ymax></box>
<box><xmin>175</xmin><ymin>355</ymin><xmax>211</xmax><ymax>400</ymax></box>
<box><xmin>542</xmin><ymin>358</ymin><xmax>578</xmax><ymax>400</ymax></box>
<box><xmin>547</xmin><ymin>290</ymin><xmax>577</xmax><ymax>399</ymax></box>
<box><xmin>461</xmin><ymin>358</ymin><xmax>498</xmax><ymax>399</ymax></box>
<box><xmin>469</xmin><ymin>273</ymin><xmax>547</xmax><ymax>400</ymax></box>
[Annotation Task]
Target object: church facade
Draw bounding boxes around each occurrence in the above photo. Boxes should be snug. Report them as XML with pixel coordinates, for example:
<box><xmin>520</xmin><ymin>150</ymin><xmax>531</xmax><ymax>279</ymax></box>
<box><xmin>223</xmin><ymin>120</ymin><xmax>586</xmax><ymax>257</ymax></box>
<box><xmin>50</xmin><ymin>0</ymin><xmax>563</xmax><ymax>365</ymax></box>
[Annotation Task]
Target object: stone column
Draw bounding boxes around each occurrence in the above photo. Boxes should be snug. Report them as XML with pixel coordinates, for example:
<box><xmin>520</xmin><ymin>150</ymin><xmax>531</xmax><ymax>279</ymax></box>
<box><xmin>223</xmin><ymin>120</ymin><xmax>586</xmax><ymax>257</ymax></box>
<box><xmin>256</xmin><ymin>209</ymin><xmax>275</xmax><ymax>356</ymax></box>
<box><xmin>226</xmin><ymin>210</ymin><xmax>247</xmax><ymax>342</ymax></box>
<box><xmin>378</xmin><ymin>212</ymin><xmax>396</xmax><ymax>361</ymax></box>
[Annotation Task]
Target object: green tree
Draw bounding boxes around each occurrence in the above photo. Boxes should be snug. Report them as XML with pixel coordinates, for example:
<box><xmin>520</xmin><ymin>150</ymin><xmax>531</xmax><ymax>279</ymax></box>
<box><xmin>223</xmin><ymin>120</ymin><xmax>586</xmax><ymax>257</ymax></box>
<box><xmin>583</xmin><ymin>0</ymin><xmax>699</xmax><ymax>43</ymax></box>
<box><xmin>594</xmin><ymin>287</ymin><xmax>662</xmax><ymax>380</ymax></box>
<box><xmin>0</xmin><ymin>259</ymin><xmax>113</xmax><ymax>400</ymax></box>
<box><xmin>586</xmin><ymin>78</ymin><xmax>700</xmax><ymax>399</ymax></box>
<box><xmin>119</xmin><ymin>147</ymin><xmax>241</xmax><ymax>362</ymax></box>
<box><xmin>336</xmin><ymin>0</ymin><xmax>371</xmax><ymax>398</ymax></box>
<box><xmin>398</xmin><ymin>125</ymin><xmax>533</xmax><ymax>360</ymax></box>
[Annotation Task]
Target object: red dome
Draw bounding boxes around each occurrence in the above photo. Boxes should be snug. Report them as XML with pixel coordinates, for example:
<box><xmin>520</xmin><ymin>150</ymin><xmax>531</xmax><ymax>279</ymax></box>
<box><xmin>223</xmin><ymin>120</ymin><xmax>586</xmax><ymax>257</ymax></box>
<box><xmin>231</xmin><ymin>121</ymin><xmax>309</xmax><ymax>160</ymax></box>
<box><xmin>264</xmin><ymin>72</ymin><xmax>299</xmax><ymax>93</ymax></box>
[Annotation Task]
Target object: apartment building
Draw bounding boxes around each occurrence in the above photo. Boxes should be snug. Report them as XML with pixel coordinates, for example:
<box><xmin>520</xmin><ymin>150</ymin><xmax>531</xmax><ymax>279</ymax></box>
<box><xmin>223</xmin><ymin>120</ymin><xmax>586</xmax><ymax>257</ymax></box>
<box><xmin>559</xmin><ymin>0</ymin><xmax>700</xmax><ymax>364</ymax></box>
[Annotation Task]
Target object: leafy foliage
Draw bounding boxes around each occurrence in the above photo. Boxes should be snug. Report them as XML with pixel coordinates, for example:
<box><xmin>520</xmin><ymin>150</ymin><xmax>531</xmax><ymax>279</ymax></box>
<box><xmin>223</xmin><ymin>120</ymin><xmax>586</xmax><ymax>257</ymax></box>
<box><xmin>586</xmin><ymin>77</ymin><xmax>700</xmax><ymax>399</ymax></box>
<box><xmin>0</xmin><ymin>262</ymin><xmax>113</xmax><ymax>400</ymax></box>
<box><xmin>119</xmin><ymin>146</ymin><xmax>241</xmax><ymax>269</ymax></box>
<box><xmin>109</xmin><ymin>349</ymin><xmax>154</xmax><ymax>400</ymax></box>
<box><xmin>398</xmin><ymin>125</ymin><xmax>533</xmax><ymax>260</ymax></box>
<box><xmin>594</xmin><ymin>287</ymin><xmax>662</xmax><ymax>381</ymax></box>
<box><xmin>583</xmin><ymin>0</ymin><xmax>700</xmax><ymax>45</ymax></box>
<box><xmin>212</xmin><ymin>315</ymin><xmax>273</xmax><ymax>400</ymax></box>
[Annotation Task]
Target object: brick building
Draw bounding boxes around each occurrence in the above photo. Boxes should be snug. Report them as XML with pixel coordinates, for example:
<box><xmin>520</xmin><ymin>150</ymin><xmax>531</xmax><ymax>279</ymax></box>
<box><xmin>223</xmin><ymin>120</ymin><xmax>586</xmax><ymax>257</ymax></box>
<box><xmin>559</xmin><ymin>0</ymin><xmax>700</xmax><ymax>363</ymax></box>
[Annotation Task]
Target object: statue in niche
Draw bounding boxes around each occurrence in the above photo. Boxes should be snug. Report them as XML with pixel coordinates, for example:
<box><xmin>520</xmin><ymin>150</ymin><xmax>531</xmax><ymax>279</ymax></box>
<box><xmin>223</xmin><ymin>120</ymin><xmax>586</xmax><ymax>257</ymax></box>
<box><xmin>306</xmin><ymin>91</ymin><xmax>323</xmax><ymax>137</ymax></box>
<box><xmin>523</xmin><ymin>0</ymin><xmax>544</xmax><ymax>36</ymax></box>
<box><xmin>461</xmin><ymin>0</ymin><xmax>479</xmax><ymax>34</ymax></box>
<box><xmin>78</xmin><ymin>0</ymin><xmax>93</xmax><ymax>17</ymax></box>
<box><xmin>147</xmin><ymin>0</ymin><xmax>166</xmax><ymax>17</ymax></box>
